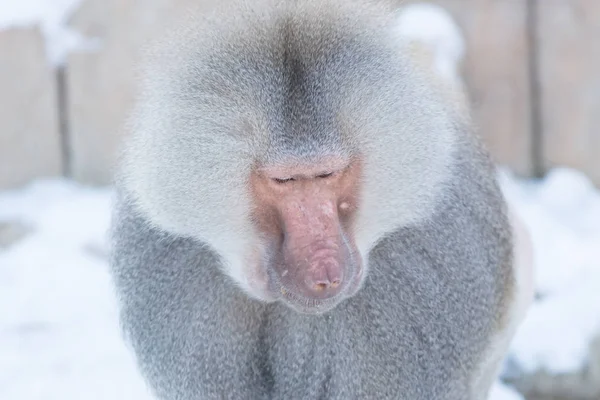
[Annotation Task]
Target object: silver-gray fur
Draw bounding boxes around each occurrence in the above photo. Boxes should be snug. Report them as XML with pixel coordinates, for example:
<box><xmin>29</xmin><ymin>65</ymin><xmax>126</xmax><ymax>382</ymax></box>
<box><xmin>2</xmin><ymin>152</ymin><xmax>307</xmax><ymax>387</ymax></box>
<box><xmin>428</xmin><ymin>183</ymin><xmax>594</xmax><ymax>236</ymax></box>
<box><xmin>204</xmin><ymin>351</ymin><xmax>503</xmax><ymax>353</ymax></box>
<box><xmin>110</xmin><ymin>1</ymin><xmax>515</xmax><ymax>399</ymax></box>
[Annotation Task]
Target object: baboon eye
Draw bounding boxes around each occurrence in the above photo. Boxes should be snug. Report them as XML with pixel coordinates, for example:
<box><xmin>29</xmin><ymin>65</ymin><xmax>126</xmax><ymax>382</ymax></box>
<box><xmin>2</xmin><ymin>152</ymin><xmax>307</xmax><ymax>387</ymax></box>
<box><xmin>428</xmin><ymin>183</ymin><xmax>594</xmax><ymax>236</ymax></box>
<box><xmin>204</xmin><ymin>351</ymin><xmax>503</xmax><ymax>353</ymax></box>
<box><xmin>316</xmin><ymin>172</ymin><xmax>333</xmax><ymax>179</ymax></box>
<box><xmin>273</xmin><ymin>177</ymin><xmax>295</xmax><ymax>184</ymax></box>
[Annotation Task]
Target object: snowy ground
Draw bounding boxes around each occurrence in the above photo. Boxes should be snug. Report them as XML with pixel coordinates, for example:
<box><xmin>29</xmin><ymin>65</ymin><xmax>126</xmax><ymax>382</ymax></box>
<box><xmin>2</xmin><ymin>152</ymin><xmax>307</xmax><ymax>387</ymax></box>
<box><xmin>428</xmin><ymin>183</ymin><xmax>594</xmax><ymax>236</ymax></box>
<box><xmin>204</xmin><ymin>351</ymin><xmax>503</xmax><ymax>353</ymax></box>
<box><xmin>0</xmin><ymin>181</ymin><xmax>153</xmax><ymax>399</ymax></box>
<box><xmin>500</xmin><ymin>169</ymin><xmax>600</xmax><ymax>376</ymax></box>
<box><xmin>1</xmin><ymin>168</ymin><xmax>599</xmax><ymax>400</ymax></box>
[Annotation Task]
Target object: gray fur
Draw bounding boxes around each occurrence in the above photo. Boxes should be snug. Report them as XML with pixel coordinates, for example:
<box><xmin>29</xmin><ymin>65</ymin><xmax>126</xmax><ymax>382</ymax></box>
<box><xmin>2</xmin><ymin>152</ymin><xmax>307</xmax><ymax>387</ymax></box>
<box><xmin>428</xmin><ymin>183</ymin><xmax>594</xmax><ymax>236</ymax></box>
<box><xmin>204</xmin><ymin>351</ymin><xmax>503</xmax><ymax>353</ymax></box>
<box><xmin>110</xmin><ymin>1</ymin><xmax>514</xmax><ymax>399</ymax></box>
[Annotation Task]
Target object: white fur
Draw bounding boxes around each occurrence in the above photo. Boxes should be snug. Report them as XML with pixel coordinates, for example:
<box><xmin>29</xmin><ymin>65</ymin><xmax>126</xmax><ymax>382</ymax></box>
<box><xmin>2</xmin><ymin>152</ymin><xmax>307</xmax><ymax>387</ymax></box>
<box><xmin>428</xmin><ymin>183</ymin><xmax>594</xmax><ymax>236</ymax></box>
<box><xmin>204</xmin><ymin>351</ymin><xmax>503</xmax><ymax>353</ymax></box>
<box><xmin>472</xmin><ymin>204</ymin><xmax>535</xmax><ymax>399</ymax></box>
<box><xmin>122</xmin><ymin>0</ymin><xmax>460</xmax><ymax>301</ymax></box>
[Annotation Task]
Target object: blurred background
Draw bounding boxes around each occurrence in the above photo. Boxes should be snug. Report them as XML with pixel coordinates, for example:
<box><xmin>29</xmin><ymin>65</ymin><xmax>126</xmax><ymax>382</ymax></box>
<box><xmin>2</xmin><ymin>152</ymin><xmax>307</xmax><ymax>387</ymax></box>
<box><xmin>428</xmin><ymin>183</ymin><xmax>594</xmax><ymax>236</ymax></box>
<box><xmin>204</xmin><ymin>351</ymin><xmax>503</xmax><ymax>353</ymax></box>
<box><xmin>0</xmin><ymin>1</ymin><xmax>599</xmax><ymax>400</ymax></box>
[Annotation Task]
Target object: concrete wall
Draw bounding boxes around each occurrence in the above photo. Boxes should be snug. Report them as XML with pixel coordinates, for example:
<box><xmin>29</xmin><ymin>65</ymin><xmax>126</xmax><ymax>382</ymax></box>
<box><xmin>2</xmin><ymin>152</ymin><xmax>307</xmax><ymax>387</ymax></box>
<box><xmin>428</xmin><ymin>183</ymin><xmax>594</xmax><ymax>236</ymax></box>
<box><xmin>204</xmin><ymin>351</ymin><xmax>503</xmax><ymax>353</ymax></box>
<box><xmin>0</xmin><ymin>27</ymin><xmax>63</xmax><ymax>188</ymax></box>
<box><xmin>536</xmin><ymin>0</ymin><xmax>600</xmax><ymax>185</ymax></box>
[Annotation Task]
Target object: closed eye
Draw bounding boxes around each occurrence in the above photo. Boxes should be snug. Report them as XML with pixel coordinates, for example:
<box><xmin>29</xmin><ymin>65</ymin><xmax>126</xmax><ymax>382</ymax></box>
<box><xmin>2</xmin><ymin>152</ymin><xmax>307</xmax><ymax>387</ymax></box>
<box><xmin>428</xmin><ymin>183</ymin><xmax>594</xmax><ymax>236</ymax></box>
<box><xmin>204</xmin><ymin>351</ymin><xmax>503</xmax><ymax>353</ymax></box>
<box><xmin>273</xmin><ymin>177</ymin><xmax>295</xmax><ymax>184</ymax></box>
<box><xmin>316</xmin><ymin>172</ymin><xmax>333</xmax><ymax>179</ymax></box>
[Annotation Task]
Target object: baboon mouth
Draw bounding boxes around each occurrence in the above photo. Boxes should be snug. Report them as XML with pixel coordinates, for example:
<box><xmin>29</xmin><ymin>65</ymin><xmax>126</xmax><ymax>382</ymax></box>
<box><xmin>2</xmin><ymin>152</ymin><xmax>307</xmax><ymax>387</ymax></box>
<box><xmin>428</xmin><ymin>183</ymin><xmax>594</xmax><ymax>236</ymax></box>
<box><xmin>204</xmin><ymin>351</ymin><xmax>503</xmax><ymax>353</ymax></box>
<box><xmin>274</xmin><ymin>273</ymin><xmax>362</xmax><ymax>315</ymax></box>
<box><xmin>265</xmin><ymin>250</ymin><xmax>364</xmax><ymax>314</ymax></box>
<box><xmin>278</xmin><ymin>288</ymin><xmax>343</xmax><ymax>315</ymax></box>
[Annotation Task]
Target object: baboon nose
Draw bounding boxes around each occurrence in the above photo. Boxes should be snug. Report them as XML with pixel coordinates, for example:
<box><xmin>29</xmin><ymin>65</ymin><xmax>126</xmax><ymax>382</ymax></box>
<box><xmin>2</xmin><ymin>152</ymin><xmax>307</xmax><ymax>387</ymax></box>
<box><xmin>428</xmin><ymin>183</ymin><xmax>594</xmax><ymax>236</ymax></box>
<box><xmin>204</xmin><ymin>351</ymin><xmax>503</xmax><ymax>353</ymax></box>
<box><xmin>304</xmin><ymin>261</ymin><xmax>344</xmax><ymax>298</ymax></box>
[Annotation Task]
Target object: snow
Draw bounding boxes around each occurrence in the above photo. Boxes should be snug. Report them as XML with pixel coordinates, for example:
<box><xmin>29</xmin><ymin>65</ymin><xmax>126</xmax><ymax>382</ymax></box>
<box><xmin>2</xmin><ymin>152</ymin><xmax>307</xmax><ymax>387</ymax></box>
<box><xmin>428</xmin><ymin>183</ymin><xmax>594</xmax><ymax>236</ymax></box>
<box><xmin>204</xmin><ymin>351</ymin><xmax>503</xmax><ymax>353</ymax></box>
<box><xmin>0</xmin><ymin>0</ymin><xmax>96</xmax><ymax>65</ymax></box>
<box><xmin>1</xmin><ymin>169</ymin><xmax>599</xmax><ymax>399</ymax></box>
<box><xmin>500</xmin><ymin>168</ymin><xmax>600</xmax><ymax>374</ymax></box>
<box><xmin>488</xmin><ymin>381</ymin><xmax>524</xmax><ymax>400</ymax></box>
<box><xmin>0</xmin><ymin>180</ymin><xmax>153</xmax><ymax>400</ymax></box>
